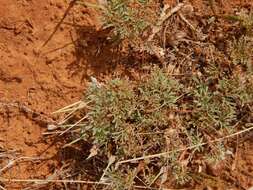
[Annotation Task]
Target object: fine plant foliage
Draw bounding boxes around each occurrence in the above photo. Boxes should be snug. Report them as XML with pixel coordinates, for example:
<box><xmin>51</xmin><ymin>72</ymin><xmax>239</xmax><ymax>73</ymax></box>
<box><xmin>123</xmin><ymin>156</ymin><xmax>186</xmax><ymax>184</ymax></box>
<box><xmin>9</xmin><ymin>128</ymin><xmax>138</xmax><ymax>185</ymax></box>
<box><xmin>226</xmin><ymin>9</ymin><xmax>253</xmax><ymax>35</ymax></box>
<box><xmin>78</xmin><ymin>0</ymin><xmax>167</xmax><ymax>60</ymax></box>
<box><xmin>81</xmin><ymin>68</ymin><xmax>182</xmax><ymax>157</ymax></box>
<box><xmin>54</xmin><ymin>3</ymin><xmax>253</xmax><ymax>189</ymax></box>
<box><xmin>58</xmin><ymin>63</ymin><xmax>253</xmax><ymax>187</ymax></box>
<box><xmin>239</xmin><ymin>10</ymin><xmax>253</xmax><ymax>34</ymax></box>
<box><xmin>229</xmin><ymin>36</ymin><xmax>253</xmax><ymax>72</ymax></box>
<box><xmin>96</xmin><ymin>0</ymin><xmax>159</xmax><ymax>48</ymax></box>
<box><xmin>101</xmin><ymin>0</ymin><xmax>158</xmax><ymax>41</ymax></box>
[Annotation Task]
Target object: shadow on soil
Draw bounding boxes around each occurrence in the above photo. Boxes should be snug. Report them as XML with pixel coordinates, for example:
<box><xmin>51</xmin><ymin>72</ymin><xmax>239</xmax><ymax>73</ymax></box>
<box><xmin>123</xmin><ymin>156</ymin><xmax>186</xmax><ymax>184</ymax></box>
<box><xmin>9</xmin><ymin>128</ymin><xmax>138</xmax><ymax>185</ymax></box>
<box><xmin>66</xmin><ymin>25</ymin><xmax>156</xmax><ymax>82</ymax></box>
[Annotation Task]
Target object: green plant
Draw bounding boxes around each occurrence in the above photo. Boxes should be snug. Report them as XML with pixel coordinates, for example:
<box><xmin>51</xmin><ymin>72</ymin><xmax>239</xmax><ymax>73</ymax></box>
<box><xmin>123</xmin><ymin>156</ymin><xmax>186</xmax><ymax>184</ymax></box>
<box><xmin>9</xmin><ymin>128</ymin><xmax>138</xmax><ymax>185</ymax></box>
<box><xmin>238</xmin><ymin>10</ymin><xmax>253</xmax><ymax>34</ymax></box>
<box><xmin>229</xmin><ymin>36</ymin><xmax>253</xmax><ymax>72</ymax></box>
<box><xmin>102</xmin><ymin>0</ymin><xmax>157</xmax><ymax>41</ymax></box>
<box><xmin>94</xmin><ymin>0</ymin><xmax>160</xmax><ymax>49</ymax></box>
<box><xmin>104</xmin><ymin>168</ymin><xmax>137</xmax><ymax>190</ymax></box>
<box><xmin>82</xmin><ymin>68</ymin><xmax>182</xmax><ymax>157</ymax></box>
<box><xmin>226</xmin><ymin>10</ymin><xmax>253</xmax><ymax>35</ymax></box>
<box><xmin>57</xmin><ymin>60</ymin><xmax>253</xmax><ymax>188</ymax></box>
<box><xmin>205</xmin><ymin>142</ymin><xmax>226</xmax><ymax>164</ymax></box>
<box><xmin>77</xmin><ymin>0</ymin><xmax>177</xmax><ymax>62</ymax></box>
<box><xmin>192</xmin><ymin>79</ymin><xmax>237</xmax><ymax>131</ymax></box>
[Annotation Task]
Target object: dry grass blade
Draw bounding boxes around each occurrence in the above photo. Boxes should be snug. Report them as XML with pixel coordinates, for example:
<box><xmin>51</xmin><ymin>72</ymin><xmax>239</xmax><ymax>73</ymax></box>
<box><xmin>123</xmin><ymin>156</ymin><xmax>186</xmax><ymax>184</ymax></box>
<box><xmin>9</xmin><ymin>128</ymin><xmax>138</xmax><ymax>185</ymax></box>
<box><xmin>99</xmin><ymin>156</ymin><xmax>116</xmax><ymax>182</ymax></box>
<box><xmin>53</xmin><ymin>101</ymin><xmax>84</xmax><ymax>114</ymax></box>
<box><xmin>43</xmin><ymin>128</ymin><xmax>81</xmax><ymax>135</ymax></box>
<box><xmin>60</xmin><ymin>115</ymin><xmax>88</xmax><ymax>136</ymax></box>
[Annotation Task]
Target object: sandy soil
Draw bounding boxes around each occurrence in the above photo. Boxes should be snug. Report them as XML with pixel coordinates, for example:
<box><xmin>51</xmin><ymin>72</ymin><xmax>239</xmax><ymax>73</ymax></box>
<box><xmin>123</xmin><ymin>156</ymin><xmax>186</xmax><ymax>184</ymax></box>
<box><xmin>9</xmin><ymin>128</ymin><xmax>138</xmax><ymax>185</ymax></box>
<box><xmin>0</xmin><ymin>0</ymin><xmax>85</xmax><ymax>189</ymax></box>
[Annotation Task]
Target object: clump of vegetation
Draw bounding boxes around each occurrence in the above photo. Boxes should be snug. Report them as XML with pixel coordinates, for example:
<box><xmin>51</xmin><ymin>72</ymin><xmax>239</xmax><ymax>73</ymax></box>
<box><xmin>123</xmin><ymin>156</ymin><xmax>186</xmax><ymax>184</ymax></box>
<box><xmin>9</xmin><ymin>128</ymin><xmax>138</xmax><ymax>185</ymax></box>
<box><xmin>77</xmin><ymin>0</ymin><xmax>177</xmax><ymax>61</ymax></box>
<box><xmin>57</xmin><ymin>62</ymin><xmax>253</xmax><ymax>187</ymax></box>
<box><xmin>101</xmin><ymin>0</ymin><xmax>158</xmax><ymax>43</ymax></box>
<box><xmin>80</xmin><ymin>0</ymin><xmax>160</xmax><ymax>50</ymax></box>
<box><xmin>226</xmin><ymin>9</ymin><xmax>253</xmax><ymax>35</ymax></box>
<box><xmin>229</xmin><ymin>36</ymin><xmax>253</xmax><ymax>72</ymax></box>
<box><xmin>52</xmin><ymin>2</ymin><xmax>253</xmax><ymax>189</ymax></box>
<box><xmin>237</xmin><ymin>10</ymin><xmax>253</xmax><ymax>35</ymax></box>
